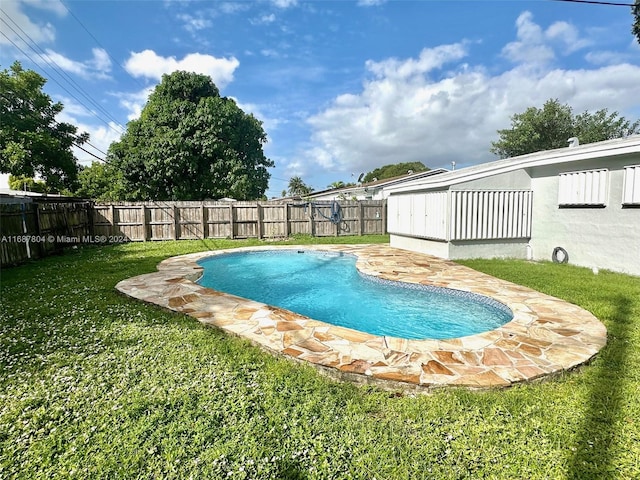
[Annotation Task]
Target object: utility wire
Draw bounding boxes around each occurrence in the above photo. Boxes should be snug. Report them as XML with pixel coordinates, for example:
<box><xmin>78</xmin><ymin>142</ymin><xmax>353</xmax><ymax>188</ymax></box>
<box><xmin>0</xmin><ymin>11</ymin><xmax>125</xmax><ymax>136</ymax></box>
<box><xmin>0</xmin><ymin>30</ymin><xmax>123</xmax><ymax>147</ymax></box>
<box><xmin>550</xmin><ymin>0</ymin><xmax>636</xmax><ymax>6</ymax></box>
<box><xmin>0</xmin><ymin>91</ymin><xmax>109</xmax><ymax>163</ymax></box>
<box><xmin>0</xmin><ymin>41</ymin><xmax>115</xmax><ymax>163</ymax></box>
<box><xmin>75</xmin><ymin>142</ymin><xmax>107</xmax><ymax>163</ymax></box>
<box><xmin>60</xmin><ymin>0</ymin><xmax>148</xmax><ymax>91</ymax></box>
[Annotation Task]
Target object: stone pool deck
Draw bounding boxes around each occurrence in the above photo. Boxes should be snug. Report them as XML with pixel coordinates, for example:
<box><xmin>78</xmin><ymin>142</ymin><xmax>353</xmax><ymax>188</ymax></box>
<box><xmin>115</xmin><ymin>244</ymin><xmax>607</xmax><ymax>391</ymax></box>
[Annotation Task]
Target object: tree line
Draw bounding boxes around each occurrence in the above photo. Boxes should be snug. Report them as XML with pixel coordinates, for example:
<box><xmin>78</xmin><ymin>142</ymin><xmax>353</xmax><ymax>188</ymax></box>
<box><xmin>2</xmin><ymin>57</ymin><xmax>640</xmax><ymax>201</ymax></box>
<box><xmin>1</xmin><ymin>63</ymin><xmax>273</xmax><ymax>201</ymax></box>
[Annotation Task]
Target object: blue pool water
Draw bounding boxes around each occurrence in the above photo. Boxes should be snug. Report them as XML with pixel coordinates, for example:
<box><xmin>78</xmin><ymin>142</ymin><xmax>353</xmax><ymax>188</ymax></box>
<box><xmin>197</xmin><ymin>250</ymin><xmax>512</xmax><ymax>340</ymax></box>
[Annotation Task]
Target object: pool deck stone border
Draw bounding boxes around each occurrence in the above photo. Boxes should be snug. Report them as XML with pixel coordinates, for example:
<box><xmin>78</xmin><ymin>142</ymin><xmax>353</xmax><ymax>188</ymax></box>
<box><xmin>115</xmin><ymin>244</ymin><xmax>607</xmax><ymax>391</ymax></box>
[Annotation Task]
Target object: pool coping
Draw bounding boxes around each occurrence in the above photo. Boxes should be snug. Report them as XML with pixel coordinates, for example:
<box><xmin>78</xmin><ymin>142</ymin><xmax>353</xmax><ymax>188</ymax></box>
<box><xmin>115</xmin><ymin>244</ymin><xmax>607</xmax><ymax>391</ymax></box>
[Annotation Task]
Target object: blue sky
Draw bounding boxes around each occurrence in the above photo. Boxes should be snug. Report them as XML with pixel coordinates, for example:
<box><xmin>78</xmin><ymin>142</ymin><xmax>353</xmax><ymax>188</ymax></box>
<box><xmin>1</xmin><ymin>0</ymin><xmax>639</xmax><ymax>197</ymax></box>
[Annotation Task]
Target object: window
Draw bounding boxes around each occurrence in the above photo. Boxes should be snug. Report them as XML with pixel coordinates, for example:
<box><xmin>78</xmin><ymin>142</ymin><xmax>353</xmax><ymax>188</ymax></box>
<box><xmin>623</xmin><ymin>165</ymin><xmax>640</xmax><ymax>206</ymax></box>
<box><xmin>558</xmin><ymin>169</ymin><xmax>608</xmax><ymax>206</ymax></box>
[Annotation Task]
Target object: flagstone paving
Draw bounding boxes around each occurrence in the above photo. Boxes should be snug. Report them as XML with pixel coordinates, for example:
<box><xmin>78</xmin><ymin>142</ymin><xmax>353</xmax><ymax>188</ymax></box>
<box><xmin>115</xmin><ymin>244</ymin><xmax>607</xmax><ymax>391</ymax></box>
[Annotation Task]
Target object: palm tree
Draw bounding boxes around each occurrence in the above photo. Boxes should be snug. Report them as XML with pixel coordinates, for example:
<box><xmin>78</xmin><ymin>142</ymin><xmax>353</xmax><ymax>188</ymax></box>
<box><xmin>328</xmin><ymin>181</ymin><xmax>346</xmax><ymax>189</ymax></box>
<box><xmin>287</xmin><ymin>176</ymin><xmax>312</xmax><ymax>196</ymax></box>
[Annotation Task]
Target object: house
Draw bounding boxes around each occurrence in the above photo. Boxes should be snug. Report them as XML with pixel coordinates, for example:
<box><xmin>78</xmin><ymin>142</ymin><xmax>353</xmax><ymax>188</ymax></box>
<box><xmin>384</xmin><ymin>135</ymin><xmax>640</xmax><ymax>276</ymax></box>
<box><xmin>307</xmin><ymin>169</ymin><xmax>448</xmax><ymax>201</ymax></box>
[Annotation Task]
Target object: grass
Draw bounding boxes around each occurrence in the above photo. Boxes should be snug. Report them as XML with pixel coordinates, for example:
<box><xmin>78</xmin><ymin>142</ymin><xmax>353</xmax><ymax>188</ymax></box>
<box><xmin>0</xmin><ymin>236</ymin><xmax>638</xmax><ymax>479</ymax></box>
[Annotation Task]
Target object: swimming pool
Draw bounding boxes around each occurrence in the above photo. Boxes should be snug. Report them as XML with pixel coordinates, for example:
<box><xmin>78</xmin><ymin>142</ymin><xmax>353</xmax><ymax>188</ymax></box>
<box><xmin>116</xmin><ymin>244</ymin><xmax>607</xmax><ymax>389</ymax></box>
<box><xmin>197</xmin><ymin>250</ymin><xmax>512</xmax><ymax>340</ymax></box>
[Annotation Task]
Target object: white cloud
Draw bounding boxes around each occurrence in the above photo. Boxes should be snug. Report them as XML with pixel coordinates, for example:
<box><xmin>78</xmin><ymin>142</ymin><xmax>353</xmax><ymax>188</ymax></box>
<box><xmin>357</xmin><ymin>0</ymin><xmax>386</xmax><ymax>6</ymax></box>
<box><xmin>177</xmin><ymin>13</ymin><xmax>212</xmax><ymax>33</ymax></box>
<box><xmin>301</xmin><ymin>14</ymin><xmax>640</xmax><ymax>175</ymax></box>
<box><xmin>218</xmin><ymin>2</ymin><xmax>250</xmax><ymax>14</ymax></box>
<box><xmin>270</xmin><ymin>0</ymin><xmax>297</xmax><ymax>8</ymax></box>
<box><xmin>366</xmin><ymin>43</ymin><xmax>468</xmax><ymax>80</ymax></box>
<box><xmin>114</xmin><ymin>87</ymin><xmax>155</xmax><ymax>121</ymax></box>
<box><xmin>260</xmin><ymin>48</ymin><xmax>281</xmax><ymax>58</ymax></box>
<box><xmin>502</xmin><ymin>12</ymin><xmax>554</xmax><ymax>65</ymax></box>
<box><xmin>251</xmin><ymin>13</ymin><xmax>276</xmax><ymax>25</ymax></box>
<box><xmin>0</xmin><ymin>0</ymin><xmax>64</xmax><ymax>47</ymax></box>
<box><xmin>585</xmin><ymin>50</ymin><xmax>633</xmax><ymax>66</ymax></box>
<box><xmin>545</xmin><ymin>21</ymin><xmax>591</xmax><ymax>54</ymax></box>
<box><xmin>234</xmin><ymin>99</ymin><xmax>284</xmax><ymax>134</ymax></box>
<box><xmin>71</xmin><ymin>121</ymin><xmax>123</xmax><ymax>165</ymax></box>
<box><xmin>56</xmin><ymin>108</ymin><xmax>123</xmax><ymax>165</ymax></box>
<box><xmin>502</xmin><ymin>11</ymin><xmax>591</xmax><ymax>66</ymax></box>
<box><xmin>40</xmin><ymin>47</ymin><xmax>111</xmax><ymax>79</ymax></box>
<box><xmin>22</xmin><ymin>0</ymin><xmax>66</xmax><ymax>15</ymax></box>
<box><xmin>124</xmin><ymin>50</ymin><xmax>240</xmax><ymax>88</ymax></box>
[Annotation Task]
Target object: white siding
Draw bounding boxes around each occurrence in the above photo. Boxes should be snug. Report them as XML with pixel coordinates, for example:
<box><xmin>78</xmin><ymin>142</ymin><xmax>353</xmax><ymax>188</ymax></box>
<box><xmin>558</xmin><ymin>169</ymin><xmax>608</xmax><ymax>206</ymax></box>
<box><xmin>622</xmin><ymin>165</ymin><xmax>640</xmax><ymax>205</ymax></box>
<box><xmin>450</xmin><ymin>190</ymin><xmax>532</xmax><ymax>241</ymax></box>
<box><xmin>387</xmin><ymin>192</ymin><xmax>448</xmax><ymax>240</ymax></box>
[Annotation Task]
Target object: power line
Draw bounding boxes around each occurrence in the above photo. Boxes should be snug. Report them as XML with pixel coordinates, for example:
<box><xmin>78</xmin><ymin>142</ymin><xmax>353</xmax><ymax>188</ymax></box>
<box><xmin>60</xmin><ymin>0</ymin><xmax>147</xmax><ymax>91</ymax></box>
<box><xmin>550</xmin><ymin>0</ymin><xmax>636</xmax><ymax>6</ymax></box>
<box><xmin>0</xmin><ymin>10</ymin><xmax>125</xmax><ymax>137</ymax></box>
<box><xmin>74</xmin><ymin>142</ymin><xmax>107</xmax><ymax>163</ymax></box>
<box><xmin>0</xmin><ymin>91</ymin><xmax>109</xmax><ymax>163</ymax></box>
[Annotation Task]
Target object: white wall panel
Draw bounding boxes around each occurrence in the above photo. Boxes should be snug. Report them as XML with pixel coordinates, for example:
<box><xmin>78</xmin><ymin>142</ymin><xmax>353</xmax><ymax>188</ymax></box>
<box><xmin>387</xmin><ymin>192</ymin><xmax>448</xmax><ymax>240</ymax></box>
<box><xmin>450</xmin><ymin>190</ymin><xmax>532</xmax><ymax>240</ymax></box>
<box><xmin>622</xmin><ymin>165</ymin><xmax>640</xmax><ymax>205</ymax></box>
<box><xmin>558</xmin><ymin>169</ymin><xmax>608</xmax><ymax>206</ymax></box>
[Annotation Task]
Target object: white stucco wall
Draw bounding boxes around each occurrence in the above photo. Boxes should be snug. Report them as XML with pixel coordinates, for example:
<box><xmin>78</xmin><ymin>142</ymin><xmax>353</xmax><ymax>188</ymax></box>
<box><xmin>386</xmin><ymin>138</ymin><xmax>640</xmax><ymax>276</ymax></box>
<box><xmin>448</xmin><ymin>240</ymin><xmax>530</xmax><ymax>260</ymax></box>
<box><xmin>529</xmin><ymin>154</ymin><xmax>640</xmax><ymax>276</ymax></box>
<box><xmin>390</xmin><ymin>234</ymin><xmax>450</xmax><ymax>258</ymax></box>
<box><xmin>450</xmin><ymin>169</ymin><xmax>532</xmax><ymax>190</ymax></box>
<box><xmin>390</xmin><ymin>235</ymin><xmax>530</xmax><ymax>261</ymax></box>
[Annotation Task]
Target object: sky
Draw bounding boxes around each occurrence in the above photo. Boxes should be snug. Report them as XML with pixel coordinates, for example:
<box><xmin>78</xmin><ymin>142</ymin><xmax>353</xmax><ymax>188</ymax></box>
<box><xmin>1</xmin><ymin>0</ymin><xmax>639</xmax><ymax>198</ymax></box>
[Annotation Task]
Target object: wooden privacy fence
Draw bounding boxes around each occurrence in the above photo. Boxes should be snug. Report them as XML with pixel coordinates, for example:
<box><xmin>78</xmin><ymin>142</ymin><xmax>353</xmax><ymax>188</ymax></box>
<box><xmin>1</xmin><ymin>198</ymin><xmax>93</xmax><ymax>265</ymax></box>
<box><xmin>93</xmin><ymin>200</ymin><xmax>387</xmax><ymax>241</ymax></box>
<box><xmin>1</xmin><ymin>199</ymin><xmax>386</xmax><ymax>266</ymax></box>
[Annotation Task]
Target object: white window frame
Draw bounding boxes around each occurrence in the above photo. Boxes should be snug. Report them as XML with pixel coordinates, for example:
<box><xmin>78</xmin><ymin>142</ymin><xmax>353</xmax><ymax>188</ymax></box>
<box><xmin>558</xmin><ymin>168</ymin><xmax>608</xmax><ymax>207</ymax></box>
<box><xmin>622</xmin><ymin>165</ymin><xmax>640</xmax><ymax>206</ymax></box>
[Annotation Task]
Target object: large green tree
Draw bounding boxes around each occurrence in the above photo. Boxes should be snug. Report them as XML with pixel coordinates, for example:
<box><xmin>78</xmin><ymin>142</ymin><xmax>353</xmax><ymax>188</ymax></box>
<box><xmin>74</xmin><ymin>161</ymin><xmax>126</xmax><ymax>201</ymax></box>
<box><xmin>362</xmin><ymin>162</ymin><xmax>428</xmax><ymax>183</ymax></box>
<box><xmin>491</xmin><ymin>99</ymin><xmax>640</xmax><ymax>158</ymax></box>
<box><xmin>108</xmin><ymin>71</ymin><xmax>273</xmax><ymax>200</ymax></box>
<box><xmin>0</xmin><ymin>62</ymin><xmax>88</xmax><ymax>191</ymax></box>
<box><xmin>8</xmin><ymin>174</ymin><xmax>46</xmax><ymax>193</ymax></box>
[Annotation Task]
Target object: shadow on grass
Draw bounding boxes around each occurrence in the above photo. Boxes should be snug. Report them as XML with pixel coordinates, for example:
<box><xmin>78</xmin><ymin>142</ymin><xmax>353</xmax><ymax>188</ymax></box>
<box><xmin>567</xmin><ymin>295</ymin><xmax>633</xmax><ymax>479</ymax></box>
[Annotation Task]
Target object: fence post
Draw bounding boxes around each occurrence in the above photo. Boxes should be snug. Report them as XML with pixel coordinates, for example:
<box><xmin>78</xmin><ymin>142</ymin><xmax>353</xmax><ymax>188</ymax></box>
<box><xmin>87</xmin><ymin>202</ymin><xmax>94</xmax><ymax>237</ymax></box>
<box><xmin>358</xmin><ymin>201</ymin><xmax>363</xmax><ymax>236</ymax></box>
<box><xmin>32</xmin><ymin>202</ymin><xmax>44</xmax><ymax>258</ymax></box>
<box><xmin>172</xmin><ymin>205</ymin><xmax>179</xmax><ymax>240</ymax></box>
<box><xmin>308</xmin><ymin>202</ymin><xmax>314</xmax><ymax>236</ymax></box>
<box><xmin>283</xmin><ymin>203</ymin><xmax>289</xmax><ymax>237</ymax></box>
<box><xmin>229</xmin><ymin>203</ymin><xmax>235</xmax><ymax>239</ymax></box>
<box><xmin>200</xmin><ymin>204</ymin><xmax>207</xmax><ymax>239</ymax></box>
<box><xmin>256</xmin><ymin>203</ymin><xmax>263</xmax><ymax>239</ymax></box>
<box><xmin>109</xmin><ymin>204</ymin><xmax>116</xmax><ymax>236</ymax></box>
<box><xmin>138</xmin><ymin>205</ymin><xmax>145</xmax><ymax>241</ymax></box>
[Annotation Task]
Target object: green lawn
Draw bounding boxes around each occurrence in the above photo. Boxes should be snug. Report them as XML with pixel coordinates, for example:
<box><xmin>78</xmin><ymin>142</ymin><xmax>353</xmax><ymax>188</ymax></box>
<box><xmin>1</xmin><ymin>237</ymin><xmax>638</xmax><ymax>479</ymax></box>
